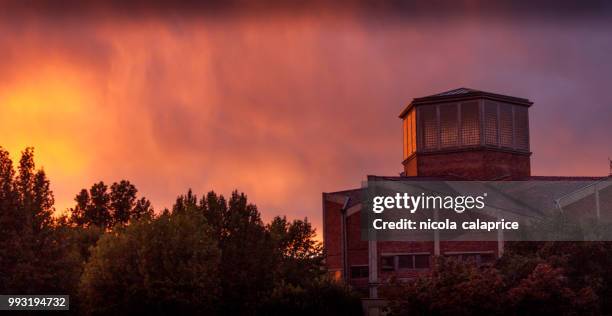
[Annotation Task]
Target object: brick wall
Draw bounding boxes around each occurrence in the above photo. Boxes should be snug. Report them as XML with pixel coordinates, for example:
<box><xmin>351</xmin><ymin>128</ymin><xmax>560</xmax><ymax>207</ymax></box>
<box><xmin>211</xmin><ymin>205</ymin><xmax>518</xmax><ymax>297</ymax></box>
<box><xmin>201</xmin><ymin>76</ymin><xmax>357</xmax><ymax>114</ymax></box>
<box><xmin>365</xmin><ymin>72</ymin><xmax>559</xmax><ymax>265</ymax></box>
<box><xmin>404</xmin><ymin>148</ymin><xmax>531</xmax><ymax>180</ymax></box>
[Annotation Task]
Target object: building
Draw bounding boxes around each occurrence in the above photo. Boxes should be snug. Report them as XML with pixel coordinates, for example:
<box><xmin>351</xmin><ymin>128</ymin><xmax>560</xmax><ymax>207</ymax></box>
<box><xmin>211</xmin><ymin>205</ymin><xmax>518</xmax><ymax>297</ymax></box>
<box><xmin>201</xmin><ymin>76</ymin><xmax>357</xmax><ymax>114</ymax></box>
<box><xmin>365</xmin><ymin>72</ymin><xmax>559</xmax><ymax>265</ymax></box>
<box><xmin>322</xmin><ymin>88</ymin><xmax>610</xmax><ymax>314</ymax></box>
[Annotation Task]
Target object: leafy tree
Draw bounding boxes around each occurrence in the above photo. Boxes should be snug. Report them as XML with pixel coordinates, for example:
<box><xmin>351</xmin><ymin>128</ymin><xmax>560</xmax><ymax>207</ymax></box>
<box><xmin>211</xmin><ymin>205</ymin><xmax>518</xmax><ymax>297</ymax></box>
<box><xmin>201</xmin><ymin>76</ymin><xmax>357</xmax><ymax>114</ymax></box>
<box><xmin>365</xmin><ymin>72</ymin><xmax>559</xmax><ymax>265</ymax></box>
<box><xmin>0</xmin><ymin>147</ymin><xmax>77</xmax><ymax>295</ymax></box>
<box><xmin>268</xmin><ymin>216</ymin><xmax>324</xmax><ymax>287</ymax></box>
<box><xmin>69</xmin><ymin>180</ymin><xmax>153</xmax><ymax>228</ymax></box>
<box><xmin>79</xmin><ymin>208</ymin><xmax>220</xmax><ymax>315</ymax></box>
<box><xmin>132</xmin><ymin>197</ymin><xmax>154</xmax><ymax>220</ymax></box>
<box><xmin>70</xmin><ymin>189</ymin><xmax>91</xmax><ymax>226</ymax></box>
<box><xmin>110</xmin><ymin>180</ymin><xmax>137</xmax><ymax>224</ymax></box>
<box><xmin>383</xmin><ymin>256</ymin><xmax>506</xmax><ymax>316</ymax></box>
<box><xmin>205</xmin><ymin>190</ymin><xmax>276</xmax><ymax>315</ymax></box>
<box><xmin>0</xmin><ymin>147</ymin><xmax>21</xmax><ymax>292</ymax></box>
<box><xmin>507</xmin><ymin>263</ymin><xmax>598</xmax><ymax>315</ymax></box>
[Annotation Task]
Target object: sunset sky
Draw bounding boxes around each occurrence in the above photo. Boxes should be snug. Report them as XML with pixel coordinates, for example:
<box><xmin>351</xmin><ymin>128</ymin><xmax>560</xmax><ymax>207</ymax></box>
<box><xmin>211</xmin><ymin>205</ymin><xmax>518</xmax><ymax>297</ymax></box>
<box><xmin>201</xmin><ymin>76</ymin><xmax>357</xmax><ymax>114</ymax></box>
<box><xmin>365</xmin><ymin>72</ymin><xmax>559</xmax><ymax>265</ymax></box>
<box><xmin>1</xmin><ymin>1</ymin><xmax>611</xmax><ymax>235</ymax></box>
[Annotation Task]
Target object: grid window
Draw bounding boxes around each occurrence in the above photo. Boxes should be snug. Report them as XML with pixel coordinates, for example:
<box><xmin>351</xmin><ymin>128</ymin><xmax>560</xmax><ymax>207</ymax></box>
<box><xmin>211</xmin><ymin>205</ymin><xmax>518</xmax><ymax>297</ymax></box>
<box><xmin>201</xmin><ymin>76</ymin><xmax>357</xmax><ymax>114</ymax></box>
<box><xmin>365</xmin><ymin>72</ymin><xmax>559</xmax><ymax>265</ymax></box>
<box><xmin>420</xmin><ymin>105</ymin><xmax>438</xmax><ymax>151</ymax></box>
<box><xmin>514</xmin><ymin>107</ymin><xmax>529</xmax><ymax>151</ymax></box>
<box><xmin>484</xmin><ymin>101</ymin><xmax>498</xmax><ymax>146</ymax></box>
<box><xmin>460</xmin><ymin>101</ymin><xmax>480</xmax><ymax>146</ymax></box>
<box><xmin>403</xmin><ymin>110</ymin><xmax>416</xmax><ymax>158</ymax></box>
<box><xmin>394</xmin><ymin>254</ymin><xmax>431</xmax><ymax>270</ymax></box>
<box><xmin>500</xmin><ymin>105</ymin><xmax>513</xmax><ymax>147</ymax></box>
<box><xmin>439</xmin><ymin>104</ymin><xmax>459</xmax><ymax>148</ymax></box>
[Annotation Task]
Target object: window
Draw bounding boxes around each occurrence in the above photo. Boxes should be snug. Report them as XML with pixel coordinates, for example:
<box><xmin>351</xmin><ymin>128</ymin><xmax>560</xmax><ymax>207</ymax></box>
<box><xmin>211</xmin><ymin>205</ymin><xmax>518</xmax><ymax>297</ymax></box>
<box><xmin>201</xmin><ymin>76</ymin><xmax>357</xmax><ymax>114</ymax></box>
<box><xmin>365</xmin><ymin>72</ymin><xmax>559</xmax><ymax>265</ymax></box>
<box><xmin>350</xmin><ymin>266</ymin><xmax>369</xmax><ymax>279</ymax></box>
<box><xmin>499</xmin><ymin>105</ymin><xmax>513</xmax><ymax>147</ymax></box>
<box><xmin>445</xmin><ymin>253</ymin><xmax>496</xmax><ymax>266</ymax></box>
<box><xmin>397</xmin><ymin>255</ymin><xmax>413</xmax><ymax>269</ymax></box>
<box><xmin>484</xmin><ymin>101</ymin><xmax>498</xmax><ymax>146</ymax></box>
<box><xmin>439</xmin><ymin>104</ymin><xmax>459</xmax><ymax>148</ymax></box>
<box><xmin>382</xmin><ymin>254</ymin><xmax>431</xmax><ymax>270</ymax></box>
<box><xmin>460</xmin><ymin>101</ymin><xmax>480</xmax><ymax>146</ymax></box>
<box><xmin>411</xmin><ymin>110</ymin><xmax>416</xmax><ymax>153</ymax></box>
<box><xmin>381</xmin><ymin>256</ymin><xmax>395</xmax><ymax>271</ymax></box>
<box><xmin>514</xmin><ymin>106</ymin><xmax>529</xmax><ymax>151</ymax></box>
<box><xmin>412</xmin><ymin>100</ymin><xmax>528</xmax><ymax>152</ymax></box>
<box><xmin>403</xmin><ymin>109</ymin><xmax>417</xmax><ymax>159</ymax></box>
<box><xmin>420</xmin><ymin>105</ymin><xmax>438</xmax><ymax>151</ymax></box>
<box><xmin>403</xmin><ymin>118</ymin><xmax>408</xmax><ymax>159</ymax></box>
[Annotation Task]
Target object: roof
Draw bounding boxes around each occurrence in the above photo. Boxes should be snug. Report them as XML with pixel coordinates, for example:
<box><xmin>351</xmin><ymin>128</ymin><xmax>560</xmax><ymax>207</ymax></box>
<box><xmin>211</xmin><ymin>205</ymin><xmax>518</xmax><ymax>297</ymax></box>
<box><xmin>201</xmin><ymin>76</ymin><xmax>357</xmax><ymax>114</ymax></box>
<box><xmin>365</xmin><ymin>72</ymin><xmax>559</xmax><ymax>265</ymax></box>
<box><xmin>429</xmin><ymin>87</ymin><xmax>481</xmax><ymax>97</ymax></box>
<box><xmin>399</xmin><ymin>87</ymin><xmax>533</xmax><ymax>118</ymax></box>
<box><xmin>325</xmin><ymin>175</ymin><xmax>610</xmax><ymax>199</ymax></box>
<box><xmin>324</xmin><ymin>175</ymin><xmax>611</xmax><ymax>219</ymax></box>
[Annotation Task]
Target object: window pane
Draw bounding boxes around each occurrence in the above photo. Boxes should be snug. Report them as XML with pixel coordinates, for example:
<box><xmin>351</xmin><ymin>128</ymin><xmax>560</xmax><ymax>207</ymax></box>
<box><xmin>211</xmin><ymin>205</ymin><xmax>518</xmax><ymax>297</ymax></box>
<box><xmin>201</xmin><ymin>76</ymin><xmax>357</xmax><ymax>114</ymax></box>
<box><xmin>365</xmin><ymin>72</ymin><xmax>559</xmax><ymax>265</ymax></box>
<box><xmin>420</xmin><ymin>105</ymin><xmax>438</xmax><ymax>151</ymax></box>
<box><xmin>440</xmin><ymin>104</ymin><xmax>459</xmax><ymax>148</ymax></box>
<box><xmin>403</xmin><ymin>118</ymin><xmax>408</xmax><ymax>159</ymax></box>
<box><xmin>514</xmin><ymin>106</ymin><xmax>529</xmax><ymax>151</ymax></box>
<box><xmin>484</xmin><ymin>101</ymin><xmax>498</xmax><ymax>146</ymax></box>
<box><xmin>381</xmin><ymin>256</ymin><xmax>395</xmax><ymax>271</ymax></box>
<box><xmin>500</xmin><ymin>105</ymin><xmax>513</xmax><ymax>147</ymax></box>
<box><xmin>461</xmin><ymin>101</ymin><xmax>480</xmax><ymax>146</ymax></box>
<box><xmin>414</xmin><ymin>255</ymin><xmax>430</xmax><ymax>269</ymax></box>
<box><xmin>397</xmin><ymin>255</ymin><xmax>413</xmax><ymax>269</ymax></box>
<box><xmin>411</xmin><ymin>111</ymin><xmax>417</xmax><ymax>153</ymax></box>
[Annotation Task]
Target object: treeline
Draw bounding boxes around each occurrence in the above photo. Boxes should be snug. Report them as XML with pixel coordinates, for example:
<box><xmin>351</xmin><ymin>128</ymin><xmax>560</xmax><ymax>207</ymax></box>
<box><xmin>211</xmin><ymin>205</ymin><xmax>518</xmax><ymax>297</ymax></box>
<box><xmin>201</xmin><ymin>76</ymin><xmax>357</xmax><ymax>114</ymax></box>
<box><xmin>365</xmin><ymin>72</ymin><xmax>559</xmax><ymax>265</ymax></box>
<box><xmin>383</xmin><ymin>242</ymin><xmax>612</xmax><ymax>316</ymax></box>
<box><xmin>0</xmin><ymin>148</ymin><xmax>361</xmax><ymax>315</ymax></box>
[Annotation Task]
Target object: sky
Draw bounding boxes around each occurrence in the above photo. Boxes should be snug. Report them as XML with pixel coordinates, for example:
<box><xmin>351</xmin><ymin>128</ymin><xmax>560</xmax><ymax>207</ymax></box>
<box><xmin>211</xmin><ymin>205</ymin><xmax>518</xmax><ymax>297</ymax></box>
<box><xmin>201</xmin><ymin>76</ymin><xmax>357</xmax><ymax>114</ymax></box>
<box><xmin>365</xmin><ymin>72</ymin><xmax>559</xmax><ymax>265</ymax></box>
<box><xmin>1</xmin><ymin>1</ymin><xmax>611</xmax><ymax>236</ymax></box>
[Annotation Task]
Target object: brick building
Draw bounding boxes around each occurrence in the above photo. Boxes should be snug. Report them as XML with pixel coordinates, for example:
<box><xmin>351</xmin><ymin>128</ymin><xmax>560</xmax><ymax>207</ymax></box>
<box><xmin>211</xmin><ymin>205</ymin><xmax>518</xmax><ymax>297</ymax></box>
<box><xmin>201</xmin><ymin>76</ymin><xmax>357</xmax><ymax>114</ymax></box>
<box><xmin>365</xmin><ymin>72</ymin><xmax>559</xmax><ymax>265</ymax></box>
<box><xmin>322</xmin><ymin>88</ymin><xmax>609</xmax><ymax>313</ymax></box>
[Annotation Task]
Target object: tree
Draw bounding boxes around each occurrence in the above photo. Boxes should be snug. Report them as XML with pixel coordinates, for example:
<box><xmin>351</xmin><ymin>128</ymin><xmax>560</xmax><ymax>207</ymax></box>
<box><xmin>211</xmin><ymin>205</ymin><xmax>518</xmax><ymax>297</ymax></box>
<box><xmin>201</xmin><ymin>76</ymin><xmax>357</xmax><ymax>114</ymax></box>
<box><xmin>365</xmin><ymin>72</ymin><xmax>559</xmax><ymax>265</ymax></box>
<box><xmin>132</xmin><ymin>197</ymin><xmax>154</xmax><ymax>220</ymax></box>
<box><xmin>196</xmin><ymin>190</ymin><xmax>276</xmax><ymax>315</ymax></box>
<box><xmin>0</xmin><ymin>147</ymin><xmax>21</xmax><ymax>292</ymax></box>
<box><xmin>79</xmin><ymin>208</ymin><xmax>220</xmax><ymax>315</ymax></box>
<box><xmin>383</xmin><ymin>256</ymin><xmax>507</xmax><ymax>316</ymax></box>
<box><xmin>268</xmin><ymin>216</ymin><xmax>324</xmax><ymax>287</ymax></box>
<box><xmin>0</xmin><ymin>147</ymin><xmax>78</xmax><ymax>295</ymax></box>
<box><xmin>110</xmin><ymin>180</ymin><xmax>137</xmax><ymax>224</ymax></box>
<box><xmin>507</xmin><ymin>263</ymin><xmax>598</xmax><ymax>315</ymax></box>
<box><xmin>69</xmin><ymin>180</ymin><xmax>153</xmax><ymax>228</ymax></box>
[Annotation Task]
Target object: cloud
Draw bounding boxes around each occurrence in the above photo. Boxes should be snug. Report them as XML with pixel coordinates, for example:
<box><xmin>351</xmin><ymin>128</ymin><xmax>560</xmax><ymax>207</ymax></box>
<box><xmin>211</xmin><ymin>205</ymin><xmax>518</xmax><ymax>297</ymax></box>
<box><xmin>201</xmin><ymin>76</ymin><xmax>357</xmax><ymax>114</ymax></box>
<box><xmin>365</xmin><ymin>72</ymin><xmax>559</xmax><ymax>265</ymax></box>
<box><xmin>0</xmin><ymin>5</ymin><xmax>611</xmax><ymax>236</ymax></box>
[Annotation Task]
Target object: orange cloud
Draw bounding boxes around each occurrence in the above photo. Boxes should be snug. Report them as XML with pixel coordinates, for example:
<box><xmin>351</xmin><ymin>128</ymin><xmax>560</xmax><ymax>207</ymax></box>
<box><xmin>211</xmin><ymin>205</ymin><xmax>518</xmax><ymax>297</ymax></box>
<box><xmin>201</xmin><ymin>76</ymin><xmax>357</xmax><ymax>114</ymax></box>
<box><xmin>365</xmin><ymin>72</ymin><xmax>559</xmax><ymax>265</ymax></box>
<box><xmin>0</xmin><ymin>8</ymin><xmax>611</xmax><ymax>236</ymax></box>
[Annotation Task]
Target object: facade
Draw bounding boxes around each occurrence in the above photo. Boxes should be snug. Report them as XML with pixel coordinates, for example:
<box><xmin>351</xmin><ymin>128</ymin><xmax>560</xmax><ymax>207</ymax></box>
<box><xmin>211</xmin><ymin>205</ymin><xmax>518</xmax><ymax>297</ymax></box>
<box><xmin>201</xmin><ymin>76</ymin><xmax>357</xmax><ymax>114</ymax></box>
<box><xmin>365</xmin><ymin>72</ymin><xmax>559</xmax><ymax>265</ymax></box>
<box><xmin>322</xmin><ymin>88</ymin><xmax>609</xmax><ymax>313</ymax></box>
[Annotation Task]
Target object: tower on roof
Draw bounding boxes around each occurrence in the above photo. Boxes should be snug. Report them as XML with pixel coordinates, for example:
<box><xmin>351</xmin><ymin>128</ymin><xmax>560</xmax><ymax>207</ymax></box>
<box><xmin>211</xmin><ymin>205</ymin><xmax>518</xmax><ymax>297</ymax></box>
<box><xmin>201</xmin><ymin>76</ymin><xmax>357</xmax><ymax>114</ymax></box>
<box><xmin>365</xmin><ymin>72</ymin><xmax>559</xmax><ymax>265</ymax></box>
<box><xmin>399</xmin><ymin>88</ymin><xmax>532</xmax><ymax>180</ymax></box>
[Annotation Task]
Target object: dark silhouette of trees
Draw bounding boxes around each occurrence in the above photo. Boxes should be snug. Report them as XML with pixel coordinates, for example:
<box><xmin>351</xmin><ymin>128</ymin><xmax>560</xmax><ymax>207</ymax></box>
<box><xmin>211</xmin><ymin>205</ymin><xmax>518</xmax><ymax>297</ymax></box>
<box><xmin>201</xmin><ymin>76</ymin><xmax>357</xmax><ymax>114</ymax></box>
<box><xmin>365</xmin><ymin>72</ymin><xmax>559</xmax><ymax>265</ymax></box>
<box><xmin>79</xmin><ymin>207</ymin><xmax>220</xmax><ymax>315</ymax></box>
<box><xmin>69</xmin><ymin>180</ymin><xmax>153</xmax><ymax>228</ymax></box>
<box><xmin>0</xmin><ymin>147</ymin><xmax>79</xmax><ymax>295</ymax></box>
<box><xmin>0</xmin><ymin>147</ymin><xmax>358</xmax><ymax>315</ymax></box>
<box><xmin>110</xmin><ymin>180</ymin><xmax>138</xmax><ymax>224</ymax></box>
